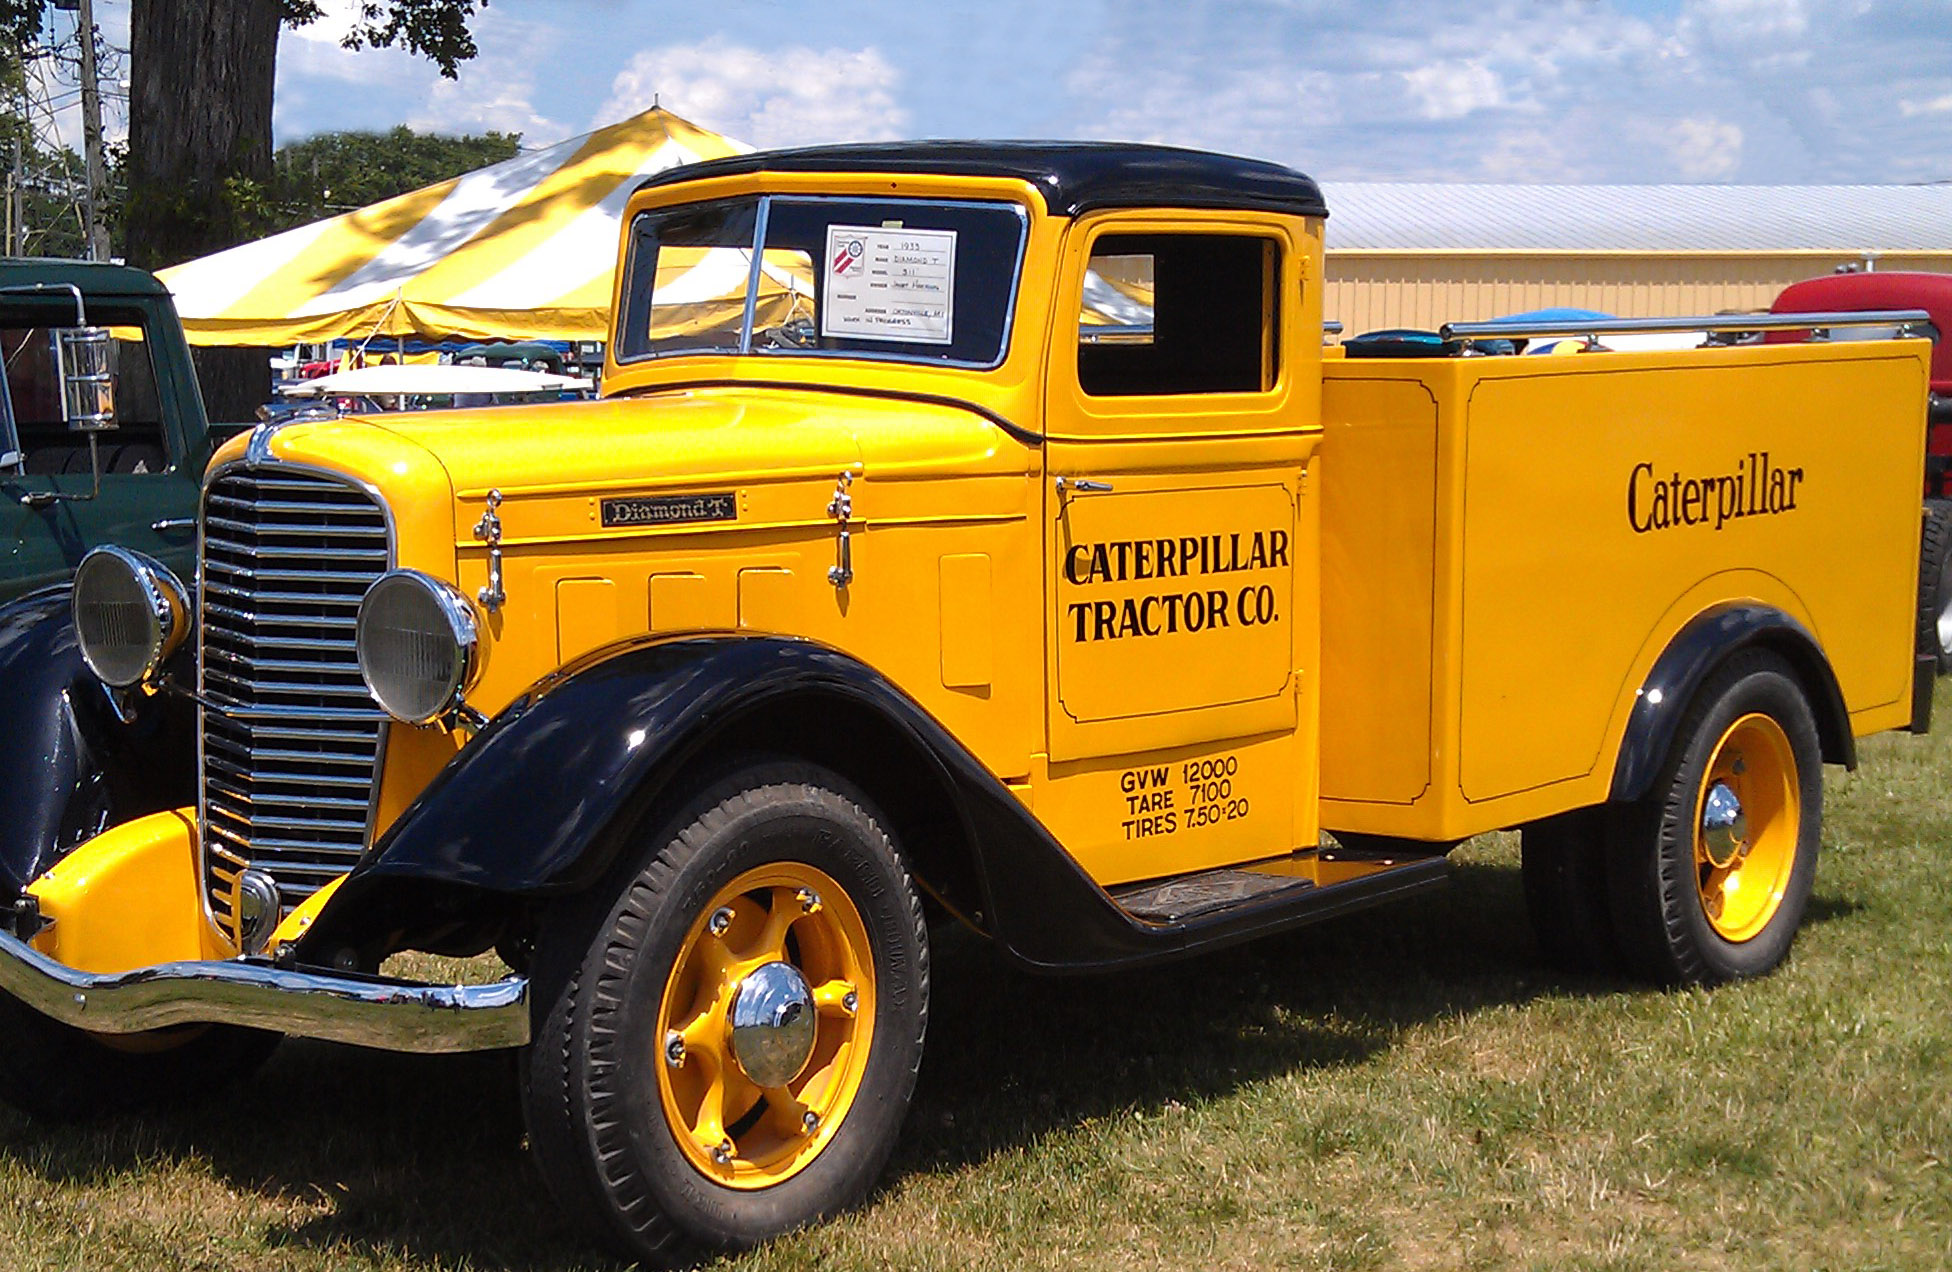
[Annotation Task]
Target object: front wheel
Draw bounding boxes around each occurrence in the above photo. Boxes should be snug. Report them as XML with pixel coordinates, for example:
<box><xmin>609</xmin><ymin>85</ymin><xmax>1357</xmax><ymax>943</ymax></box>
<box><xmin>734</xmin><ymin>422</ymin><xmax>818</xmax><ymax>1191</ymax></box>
<box><xmin>1604</xmin><ymin>651</ymin><xmax>1822</xmax><ymax>985</ymax></box>
<box><xmin>522</xmin><ymin>762</ymin><xmax>929</xmax><ymax>1262</ymax></box>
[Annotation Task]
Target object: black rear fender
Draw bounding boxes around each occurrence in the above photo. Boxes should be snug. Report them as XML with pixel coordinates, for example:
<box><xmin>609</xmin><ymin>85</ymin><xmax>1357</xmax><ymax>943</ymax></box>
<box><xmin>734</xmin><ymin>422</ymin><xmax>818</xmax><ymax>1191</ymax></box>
<box><xmin>1610</xmin><ymin>603</ymin><xmax>1854</xmax><ymax>805</ymax></box>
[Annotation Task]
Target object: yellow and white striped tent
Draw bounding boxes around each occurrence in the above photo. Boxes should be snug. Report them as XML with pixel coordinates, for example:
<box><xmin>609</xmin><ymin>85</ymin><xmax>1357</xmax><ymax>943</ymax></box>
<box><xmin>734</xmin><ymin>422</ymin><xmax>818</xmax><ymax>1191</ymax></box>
<box><xmin>159</xmin><ymin>106</ymin><xmax>749</xmax><ymax>347</ymax></box>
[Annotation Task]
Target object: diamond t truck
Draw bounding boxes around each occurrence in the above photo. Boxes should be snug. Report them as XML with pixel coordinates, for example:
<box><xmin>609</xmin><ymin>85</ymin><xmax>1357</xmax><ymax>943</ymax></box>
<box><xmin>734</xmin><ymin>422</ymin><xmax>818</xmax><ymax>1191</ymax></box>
<box><xmin>0</xmin><ymin>143</ymin><xmax>1934</xmax><ymax>1263</ymax></box>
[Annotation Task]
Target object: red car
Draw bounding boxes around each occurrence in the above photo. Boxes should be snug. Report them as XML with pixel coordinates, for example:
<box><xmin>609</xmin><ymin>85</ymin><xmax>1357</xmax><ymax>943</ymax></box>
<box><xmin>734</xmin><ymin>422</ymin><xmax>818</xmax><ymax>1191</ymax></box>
<box><xmin>1773</xmin><ymin>272</ymin><xmax>1952</xmax><ymax>671</ymax></box>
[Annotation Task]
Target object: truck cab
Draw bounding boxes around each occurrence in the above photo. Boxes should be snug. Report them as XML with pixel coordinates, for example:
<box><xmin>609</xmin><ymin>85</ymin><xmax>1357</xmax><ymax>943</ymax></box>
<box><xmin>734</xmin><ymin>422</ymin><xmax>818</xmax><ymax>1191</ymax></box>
<box><xmin>0</xmin><ymin>144</ymin><xmax>1932</xmax><ymax>1263</ymax></box>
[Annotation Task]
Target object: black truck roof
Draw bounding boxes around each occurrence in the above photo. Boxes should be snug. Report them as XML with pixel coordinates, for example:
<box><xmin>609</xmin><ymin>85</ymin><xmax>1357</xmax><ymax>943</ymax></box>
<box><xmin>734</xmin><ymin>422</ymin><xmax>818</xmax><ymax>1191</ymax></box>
<box><xmin>638</xmin><ymin>141</ymin><xmax>1329</xmax><ymax>220</ymax></box>
<box><xmin>0</xmin><ymin>257</ymin><xmax>170</xmax><ymax>298</ymax></box>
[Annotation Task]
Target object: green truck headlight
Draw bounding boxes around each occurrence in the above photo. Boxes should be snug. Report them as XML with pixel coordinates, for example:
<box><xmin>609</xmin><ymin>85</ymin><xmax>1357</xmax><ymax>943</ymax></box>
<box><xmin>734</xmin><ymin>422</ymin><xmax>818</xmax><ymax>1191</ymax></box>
<box><xmin>71</xmin><ymin>546</ymin><xmax>191</xmax><ymax>689</ymax></box>
<box><xmin>356</xmin><ymin>569</ymin><xmax>480</xmax><ymax>725</ymax></box>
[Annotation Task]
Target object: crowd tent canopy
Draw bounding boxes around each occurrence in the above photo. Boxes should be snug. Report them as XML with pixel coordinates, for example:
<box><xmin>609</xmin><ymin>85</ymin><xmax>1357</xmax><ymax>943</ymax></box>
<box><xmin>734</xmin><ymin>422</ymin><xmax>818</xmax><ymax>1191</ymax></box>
<box><xmin>158</xmin><ymin>106</ymin><xmax>750</xmax><ymax>347</ymax></box>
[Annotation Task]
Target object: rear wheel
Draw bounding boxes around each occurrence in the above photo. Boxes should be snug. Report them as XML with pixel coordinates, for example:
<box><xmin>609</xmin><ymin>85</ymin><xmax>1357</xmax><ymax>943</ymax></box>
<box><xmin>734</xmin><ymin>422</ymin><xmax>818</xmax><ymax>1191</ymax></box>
<box><xmin>1604</xmin><ymin>651</ymin><xmax>1821</xmax><ymax>985</ymax></box>
<box><xmin>1920</xmin><ymin>499</ymin><xmax>1952</xmax><ymax>673</ymax></box>
<box><xmin>522</xmin><ymin>762</ymin><xmax>928</xmax><ymax>1262</ymax></box>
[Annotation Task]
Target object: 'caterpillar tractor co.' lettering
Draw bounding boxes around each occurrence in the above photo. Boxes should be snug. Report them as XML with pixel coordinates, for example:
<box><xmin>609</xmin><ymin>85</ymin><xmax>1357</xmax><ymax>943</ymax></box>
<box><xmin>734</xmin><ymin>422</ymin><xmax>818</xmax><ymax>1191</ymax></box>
<box><xmin>0</xmin><ymin>143</ymin><xmax>1934</xmax><ymax>1263</ymax></box>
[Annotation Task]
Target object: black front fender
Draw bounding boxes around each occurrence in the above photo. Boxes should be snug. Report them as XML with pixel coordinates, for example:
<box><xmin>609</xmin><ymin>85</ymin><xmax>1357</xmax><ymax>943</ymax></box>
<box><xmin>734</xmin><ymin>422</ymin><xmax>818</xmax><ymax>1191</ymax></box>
<box><xmin>0</xmin><ymin>587</ymin><xmax>196</xmax><ymax>898</ymax></box>
<box><xmin>300</xmin><ymin>637</ymin><xmax>1006</xmax><ymax>959</ymax></box>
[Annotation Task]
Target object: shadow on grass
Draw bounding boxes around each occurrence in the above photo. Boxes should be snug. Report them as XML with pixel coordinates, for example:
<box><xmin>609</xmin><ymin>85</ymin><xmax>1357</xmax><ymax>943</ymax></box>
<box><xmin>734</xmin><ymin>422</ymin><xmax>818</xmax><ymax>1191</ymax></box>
<box><xmin>1803</xmin><ymin>891</ymin><xmax>1865</xmax><ymax>925</ymax></box>
<box><xmin>0</xmin><ymin>859</ymin><xmax>1672</xmax><ymax>1270</ymax></box>
<box><xmin>894</xmin><ymin>858</ymin><xmax>1628</xmax><ymax>1178</ymax></box>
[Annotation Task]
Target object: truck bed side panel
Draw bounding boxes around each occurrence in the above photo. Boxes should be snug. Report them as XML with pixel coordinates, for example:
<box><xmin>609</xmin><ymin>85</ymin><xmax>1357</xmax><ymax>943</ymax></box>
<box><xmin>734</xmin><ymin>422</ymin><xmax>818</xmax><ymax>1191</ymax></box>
<box><xmin>1319</xmin><ymin>377</ymin><xmax>1441</xmax><ymax>806</ymax></box>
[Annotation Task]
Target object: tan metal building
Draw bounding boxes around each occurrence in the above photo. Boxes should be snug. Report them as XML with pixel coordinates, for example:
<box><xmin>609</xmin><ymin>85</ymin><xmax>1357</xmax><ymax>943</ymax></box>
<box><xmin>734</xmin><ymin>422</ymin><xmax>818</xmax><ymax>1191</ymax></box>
<box><xmin>1320</xmin><ymin>183</ymin><xmax>1952</xmax><ymax>335</ymax></box>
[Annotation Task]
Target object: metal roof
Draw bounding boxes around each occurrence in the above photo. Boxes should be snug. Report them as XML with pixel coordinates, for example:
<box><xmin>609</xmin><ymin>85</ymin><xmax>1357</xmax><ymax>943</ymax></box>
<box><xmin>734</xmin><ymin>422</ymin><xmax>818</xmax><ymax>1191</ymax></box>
<box><xmin>1320</xmin><ymin>183</ymin><xmax>1952</xmax><ymax>254</ymax></box>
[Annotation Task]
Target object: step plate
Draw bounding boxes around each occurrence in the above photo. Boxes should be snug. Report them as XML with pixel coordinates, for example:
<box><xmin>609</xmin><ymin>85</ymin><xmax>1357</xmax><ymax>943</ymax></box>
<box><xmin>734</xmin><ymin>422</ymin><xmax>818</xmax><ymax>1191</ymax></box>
<box><xmin>1113</xmin><ymin>869</ymin><xmax>1312</xmax><ymax>924</ymax></box>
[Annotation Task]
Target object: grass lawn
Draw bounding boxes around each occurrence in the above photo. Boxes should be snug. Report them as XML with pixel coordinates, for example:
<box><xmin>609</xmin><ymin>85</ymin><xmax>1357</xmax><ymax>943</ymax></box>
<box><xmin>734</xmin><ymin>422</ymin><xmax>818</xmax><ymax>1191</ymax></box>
<box><xmin>2</xmin><ymin>687</ymin><xmax>1949</xmax><ymax>1270</ymax></box>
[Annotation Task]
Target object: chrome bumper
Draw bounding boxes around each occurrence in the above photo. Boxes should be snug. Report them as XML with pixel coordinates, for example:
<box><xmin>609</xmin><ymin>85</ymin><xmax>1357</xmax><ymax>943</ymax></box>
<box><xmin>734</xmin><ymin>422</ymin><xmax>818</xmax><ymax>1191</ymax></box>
<box><xmin>0</xmin><ymin>930</ymin><xmax>529</xmax><ymax>1054</ymax></box>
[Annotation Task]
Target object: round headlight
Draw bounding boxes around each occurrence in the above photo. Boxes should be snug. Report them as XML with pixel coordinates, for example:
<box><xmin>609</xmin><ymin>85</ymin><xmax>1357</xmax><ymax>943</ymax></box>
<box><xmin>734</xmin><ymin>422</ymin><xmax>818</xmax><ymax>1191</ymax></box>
<box><xmin>356</xmin><ymin>570</ymin><xmax>479</xmax><ymax>725</ymax></box>
<box><xmin>71</xmin><ymin>546</ymin><xmax>191</xmax><ymax>689</ymax></box>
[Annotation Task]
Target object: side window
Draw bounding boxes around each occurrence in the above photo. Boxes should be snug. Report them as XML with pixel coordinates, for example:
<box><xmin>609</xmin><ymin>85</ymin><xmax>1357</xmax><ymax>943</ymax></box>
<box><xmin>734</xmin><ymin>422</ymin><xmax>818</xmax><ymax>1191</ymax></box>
<box><xmin>1</xmin><ymin>314</ymin><xmax>168</xmax><ymax>476</ymax></box>
<box><xmin>1077</xmin><ymin>232</ymin><xmax>1278</xmax><ymax>397</ymax></box>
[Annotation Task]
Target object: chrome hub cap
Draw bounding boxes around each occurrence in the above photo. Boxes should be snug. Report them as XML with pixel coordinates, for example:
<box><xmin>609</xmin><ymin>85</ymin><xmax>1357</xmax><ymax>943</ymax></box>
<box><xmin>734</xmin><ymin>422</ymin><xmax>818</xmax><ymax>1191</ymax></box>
<box><xmin>1699</xmin><ymin>780</ymin><xmax>1748</xmax><ymax>870</ymax></box>
<box><xmin>727</xmin><ymin>960</ymin><xmax>817</xmax><ymax>1088</ymax></box>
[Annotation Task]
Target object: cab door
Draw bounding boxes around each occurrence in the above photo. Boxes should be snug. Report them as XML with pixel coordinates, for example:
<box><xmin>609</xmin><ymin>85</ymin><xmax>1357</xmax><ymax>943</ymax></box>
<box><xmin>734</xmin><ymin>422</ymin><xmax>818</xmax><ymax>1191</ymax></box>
<box><xmin>1037</xmin><ymin>211</ymin><xmax>1323</xmax><ymax>885</ymax></box>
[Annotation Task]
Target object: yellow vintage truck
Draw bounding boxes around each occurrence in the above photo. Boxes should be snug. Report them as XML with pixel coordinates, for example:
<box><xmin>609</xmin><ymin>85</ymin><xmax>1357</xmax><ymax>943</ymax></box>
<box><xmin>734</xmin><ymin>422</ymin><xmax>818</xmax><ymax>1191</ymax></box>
<box><xmin>0</xmin><ymin>143</ymin><xmax>1935</xmax><ymax>1262</ymax></box>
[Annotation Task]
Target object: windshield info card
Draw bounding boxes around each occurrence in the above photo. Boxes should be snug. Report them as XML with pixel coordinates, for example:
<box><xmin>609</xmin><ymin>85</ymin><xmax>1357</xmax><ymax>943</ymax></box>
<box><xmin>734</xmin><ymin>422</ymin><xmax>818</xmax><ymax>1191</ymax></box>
<box><xmin>822</xmin><ymin>224</ymin><xmax>956</xmax><ymax>344</ymax></box>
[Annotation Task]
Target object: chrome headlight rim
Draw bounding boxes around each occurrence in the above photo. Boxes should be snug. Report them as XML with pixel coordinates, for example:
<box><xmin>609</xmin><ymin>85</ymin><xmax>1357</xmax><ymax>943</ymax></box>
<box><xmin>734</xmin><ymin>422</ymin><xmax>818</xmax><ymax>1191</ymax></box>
<box><xmin>355</xmin><ymin>568</ymin><xmax>481</xmax><ymax>726</ymax></box>
<box><xmin>71</xmin><ymin>545</ymin><xmax>191</xmax><ymax>689</ymax></box>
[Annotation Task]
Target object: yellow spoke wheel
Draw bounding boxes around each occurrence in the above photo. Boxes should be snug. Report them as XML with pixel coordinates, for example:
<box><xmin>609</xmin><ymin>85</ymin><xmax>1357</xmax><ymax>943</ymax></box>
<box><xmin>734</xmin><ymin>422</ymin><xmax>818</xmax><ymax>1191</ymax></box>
<box><xmin>657</xmin><ymin>863</ymin><xmax>877</xmax><ymax>1188</ymax></box>
<box><xmin>1606</xmin><ymin>649</ymin><xmax>1822</xmax><ymax>986</ymax></box>
<box><xmin>1692</xmin><ymin>712</ymin><xmax>1799</xmax><ymax>943</ymax></box>
<box><xmin>521</xmin><ymin>762</ymin><xmax>928</xmax><ymax>1262</ymax></box>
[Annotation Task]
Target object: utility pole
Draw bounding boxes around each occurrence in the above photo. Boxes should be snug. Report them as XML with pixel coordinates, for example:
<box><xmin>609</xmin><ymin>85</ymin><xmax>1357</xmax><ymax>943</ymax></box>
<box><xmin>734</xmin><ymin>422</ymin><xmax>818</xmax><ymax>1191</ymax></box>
<box><xmin>7</xmin><ymin>141</ymin><xmax>19</xmax><ymax>256</ymax></box>
<box><xmin>75</xmin><ymin>0</ymin><xmax>108</xmax><ymax>260</ymax></box>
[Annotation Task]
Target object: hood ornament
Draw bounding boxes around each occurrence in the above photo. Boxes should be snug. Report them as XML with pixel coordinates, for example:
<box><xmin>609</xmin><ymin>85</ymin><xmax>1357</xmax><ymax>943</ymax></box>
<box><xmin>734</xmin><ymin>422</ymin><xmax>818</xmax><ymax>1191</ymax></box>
<box><xmin>244</xmin><ymin>419</ymin><xmax>289</xmax><ymax>468</ymax></box>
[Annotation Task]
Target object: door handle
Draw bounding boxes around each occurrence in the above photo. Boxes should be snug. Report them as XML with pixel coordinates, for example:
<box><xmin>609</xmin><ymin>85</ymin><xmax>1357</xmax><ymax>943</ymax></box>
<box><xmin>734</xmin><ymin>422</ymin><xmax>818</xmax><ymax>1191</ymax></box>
<box><xmin>1055</xmin><ymin>476</ymin><xmax>1114</xmax><ymax>494</ymax></box>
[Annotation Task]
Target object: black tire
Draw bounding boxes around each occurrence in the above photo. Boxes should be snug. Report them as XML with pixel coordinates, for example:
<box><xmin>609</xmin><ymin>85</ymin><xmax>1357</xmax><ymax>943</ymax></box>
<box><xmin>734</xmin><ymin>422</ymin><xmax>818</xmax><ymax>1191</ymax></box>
<box><xmin>1519</xmin><ymin>807</ymin><xmax>1617</xmax><ymax>974</ymax></box>
<box><xmin>1603</xmin><ymin>650</ymin><xmax>1822</xmax><ymax>986</ymax></box>
<box><xmin>0</xmin><ymin>993</ymin><xmax>280</xmax><ymax>1122</ymax></box>
<box><xmin>1920</xmin><ymin>499</ymin><xmax>1952</xmax><ymax>674</ymax></box>
<box><xmin>521</xmin><ymin>761</ymin><xmax>929</xmax><ymax>1263</ymax></box>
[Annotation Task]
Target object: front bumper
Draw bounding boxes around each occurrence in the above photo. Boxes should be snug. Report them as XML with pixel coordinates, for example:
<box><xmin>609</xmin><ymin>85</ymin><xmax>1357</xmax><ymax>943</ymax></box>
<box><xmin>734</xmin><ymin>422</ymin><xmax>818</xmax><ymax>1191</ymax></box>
<box><xmin>0</xmin><ymin>928</ymin><xmax>529</xmax><ymax>1054</ymax></box>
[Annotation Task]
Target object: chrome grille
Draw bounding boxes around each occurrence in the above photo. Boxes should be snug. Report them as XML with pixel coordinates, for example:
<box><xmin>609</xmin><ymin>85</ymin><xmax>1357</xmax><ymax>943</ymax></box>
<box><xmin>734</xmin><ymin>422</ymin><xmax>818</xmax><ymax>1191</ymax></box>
<box><xmin>199</xmin><ymin>465</ymin><xmax>392</xmax><ymax>930</ymax></box>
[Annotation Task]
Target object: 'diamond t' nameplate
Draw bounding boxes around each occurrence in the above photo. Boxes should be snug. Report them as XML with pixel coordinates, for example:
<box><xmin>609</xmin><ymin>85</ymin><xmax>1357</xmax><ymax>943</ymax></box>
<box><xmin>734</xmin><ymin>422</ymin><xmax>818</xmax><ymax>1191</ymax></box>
<box><xmin>600</xmin><ymin>493</ymin><xmax>737</xmax><ymax>528</ymax></box>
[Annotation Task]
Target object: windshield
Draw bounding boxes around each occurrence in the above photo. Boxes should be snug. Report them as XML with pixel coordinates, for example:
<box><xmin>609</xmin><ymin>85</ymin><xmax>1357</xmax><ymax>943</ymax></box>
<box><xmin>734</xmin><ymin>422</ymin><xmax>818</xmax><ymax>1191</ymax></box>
<box><xmin>616</xmin><ymin>196</ymin><xmax>1027</xmax><ymax>369</ymax></box>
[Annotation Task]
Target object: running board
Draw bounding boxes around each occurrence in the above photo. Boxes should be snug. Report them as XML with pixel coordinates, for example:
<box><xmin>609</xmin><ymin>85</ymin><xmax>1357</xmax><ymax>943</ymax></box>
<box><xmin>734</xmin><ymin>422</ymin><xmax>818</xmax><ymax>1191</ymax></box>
<box><xmin>1108</xmin><ymin>854</ymin><xmax>1451</xmax><ymax>939</ymax></box>
<box><xmin>1115</xmin><ymin>867</ymin><xmax>1312</xmax><ymax>923</ymax></box>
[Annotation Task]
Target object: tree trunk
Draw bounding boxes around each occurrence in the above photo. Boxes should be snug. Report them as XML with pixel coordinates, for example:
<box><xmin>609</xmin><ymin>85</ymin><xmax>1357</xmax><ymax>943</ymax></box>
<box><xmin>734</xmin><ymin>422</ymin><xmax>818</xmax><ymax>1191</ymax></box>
<box><xmin>125</xmin><ymin>0</ymin><xmax>281</xmax><ymax>425</ymax></box>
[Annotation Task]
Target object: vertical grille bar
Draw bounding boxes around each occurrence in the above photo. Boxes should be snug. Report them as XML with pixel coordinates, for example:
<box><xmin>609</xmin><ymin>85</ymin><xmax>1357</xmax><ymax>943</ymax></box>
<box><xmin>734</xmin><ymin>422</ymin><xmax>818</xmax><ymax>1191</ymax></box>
<box><xmin>199</xmin><ymin>465</ymin><xmax>392</xmax><ymax>932</ymax></box>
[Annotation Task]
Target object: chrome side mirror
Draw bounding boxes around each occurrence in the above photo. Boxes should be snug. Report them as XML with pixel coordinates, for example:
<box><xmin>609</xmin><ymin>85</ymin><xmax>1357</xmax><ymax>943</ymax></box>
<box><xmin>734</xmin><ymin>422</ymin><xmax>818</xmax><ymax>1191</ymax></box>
<box><xmin>53</xmin><ymin>326</ymin><xmax>117</xmax><ymax>433</ymax></box>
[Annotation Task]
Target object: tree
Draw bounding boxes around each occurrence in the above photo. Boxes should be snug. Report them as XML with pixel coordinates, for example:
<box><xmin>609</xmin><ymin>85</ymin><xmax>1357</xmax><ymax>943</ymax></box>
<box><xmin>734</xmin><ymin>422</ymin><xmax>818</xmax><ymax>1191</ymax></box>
<box><xmin>267</xmin><ymin>125</ymin><xmax>519</xmax><ymax>233</ymax></box>
<box><xmin>123</xmin><ymin>1</ymin><xmax>486</xmax><ymax>270</ymax></box>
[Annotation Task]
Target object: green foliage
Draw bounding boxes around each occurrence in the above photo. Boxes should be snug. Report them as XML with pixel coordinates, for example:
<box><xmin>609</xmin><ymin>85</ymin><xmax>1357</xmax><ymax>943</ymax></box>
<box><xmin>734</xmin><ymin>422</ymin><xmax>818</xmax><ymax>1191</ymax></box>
<box><xmin>337</xmin><ymin>0</ymin><xmax>486</xmax><ymax>78</ymax></box>
<box><xmin>0</xmin><ymin>0</ymin><xmax>484</xmax><ymax>72</ymax></box>
<box><xmin>265</xmin><ymin>125</ymin><xmax>520</xmax><ymax>231</ymax></box>
<box><xmin>0</xmin><ymin>0</ymin><xmax>43</xmax><ymax>49</ymax></box>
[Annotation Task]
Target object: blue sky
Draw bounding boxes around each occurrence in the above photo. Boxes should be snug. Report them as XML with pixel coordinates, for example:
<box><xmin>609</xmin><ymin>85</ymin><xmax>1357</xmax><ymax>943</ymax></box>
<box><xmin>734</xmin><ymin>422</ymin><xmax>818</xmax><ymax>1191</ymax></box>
<box><xmin>88</xmin><ymin>1</ymin><xmax>1952</xmax><ymax>183</ymax></box>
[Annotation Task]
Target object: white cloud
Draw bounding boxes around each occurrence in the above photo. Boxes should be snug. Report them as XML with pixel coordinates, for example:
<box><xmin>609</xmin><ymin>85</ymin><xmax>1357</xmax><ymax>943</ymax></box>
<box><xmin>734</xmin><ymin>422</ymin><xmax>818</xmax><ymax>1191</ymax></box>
<box><xmin>1478</xmin><ymin>129</ymin><xmax>1596</xmax><ymax>183</ymax></box>
<box><xmin>1402</xmin><ymin>61</ymin><xmax>1505</xmax><ymax>121</ymax></box>
<box><xmin>254</xmin><ymin>0</ymin><xmax>1952</xmax><ymax>185</ymax></box>
<box><xmin>276</xmin><ymin>0</ymin><xmax>569</xmax><ymax>145</ymax></box>
<box><xmin>1665</xmin><ymin>117</ymin><xmax>1745</xmax><ymax>179</ymax></box>
<box><xmin>596</xmin><ymin>40</ymin><xmax>907</xmax><ymax>148</ymax></box>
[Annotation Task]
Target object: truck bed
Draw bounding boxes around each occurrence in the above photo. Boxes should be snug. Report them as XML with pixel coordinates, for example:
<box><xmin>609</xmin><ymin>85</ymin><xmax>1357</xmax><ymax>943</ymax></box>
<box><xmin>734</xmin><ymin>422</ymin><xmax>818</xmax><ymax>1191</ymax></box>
<box><xmin>1317</xmin><ymin>338</ymin><xmax>1930</xmax><ymax>842</ymax></box>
